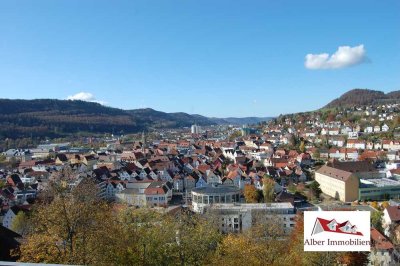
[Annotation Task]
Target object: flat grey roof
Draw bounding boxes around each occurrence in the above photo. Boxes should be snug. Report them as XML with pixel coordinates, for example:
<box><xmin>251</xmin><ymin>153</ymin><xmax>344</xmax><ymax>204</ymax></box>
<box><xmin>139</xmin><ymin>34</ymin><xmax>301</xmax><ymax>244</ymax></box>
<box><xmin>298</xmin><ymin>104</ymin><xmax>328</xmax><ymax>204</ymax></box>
<box><xmin>360</xmin><ymin>178</ymin><xmax>400</xmax><ymax>188</ymax></box>
<box><xmin>210</xmin><ymin>202</ymin><xmax>294</xmax><ymax>210</ymax></box>
<box><xmin>192</xmin><ymin>185</ymin><xmax>240</xmax><ymax>195</ymax></box>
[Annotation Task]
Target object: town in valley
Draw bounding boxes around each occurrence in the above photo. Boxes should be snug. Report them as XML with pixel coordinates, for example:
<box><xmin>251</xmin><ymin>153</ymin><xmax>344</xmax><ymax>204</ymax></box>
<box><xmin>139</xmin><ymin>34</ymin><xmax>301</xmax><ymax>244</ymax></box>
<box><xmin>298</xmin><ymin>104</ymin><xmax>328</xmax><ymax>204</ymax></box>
<box><xmin>1</xmin><ymin>91</ymin><xmax>400</xmax><ymax>265</ymax></box>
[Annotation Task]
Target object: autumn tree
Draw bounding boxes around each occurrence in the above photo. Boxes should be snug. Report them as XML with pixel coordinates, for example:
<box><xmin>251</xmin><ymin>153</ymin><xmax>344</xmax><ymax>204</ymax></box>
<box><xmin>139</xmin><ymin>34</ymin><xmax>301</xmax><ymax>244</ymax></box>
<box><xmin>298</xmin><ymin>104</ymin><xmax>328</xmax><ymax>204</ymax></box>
<box><xmin>113</xmin><ymin>207</ymin><xmax>222</xmax><ymax>266</ymax></box>
<box><xmin>371</xmin><ymin>211</ymin><xmax>384</xmax><ymax>233</ymax></box>
<box><xmin>228</xmin><ymin>130</ymin><xmax>242</xmax><ymax>141</ymax></box>
<box><xmin>337</xmin><ymin>252</ymin><xmax>370</xmax><ymax>266</ymax></box>
<box><xmin>11</xmin><ymin>211</ymin><xmax>30</xmax><ymax>236</ymax></box>
<box><xmin>370</xmin><ymin>201</ymin><xmax>379</xmax><ymax>210</ymax></box>
<box><xmin>112</xmin><ymin>208</ymin><xmax>177</xmax><ymax>265</ymax></box>
<box><xmin>18</xmin><ymin>178</ymin><xmax>116</xmax><ymax>265</ymax></box>
<box><xmin>173</xmin><ymin>210</ymin><xmax>222</xmax><ymax>265</ymax></box>
<box><xmin>209</xmin><ymin>206</ymin><xmax>290</xmax><ymax>264</ymax></box>
<box><xmin>0</xmin><ymin>179</ymin><xmax>6</xmax><ymax>189</ymax></box>
<box><xmin>313</xmin><ymin>148</ymin><xmax>321</xmax><ymax>160</ymax></box>
<box><xmin>296</xmin><ymin>183</ymin><xmax>305</xmax><ymax>193</ymax></box>
<box><xmin>299</xmin><ymin>140</ymin><xmax>306</xmax><ymax>153</ymax></box>
<box><xmin>381</xmin><ymin>201</ymin><xmax>390</xmax><ymax>210</ymax></box>
<box><xmin>211</xmin><ymin>234</ymin><xmax>269</xmax><ymax>265</ymax></box>
<box><xmin>262</xmin><ymin>177</ymin><xmax>275</xmax><ymax>203</ymax></box>
<box><xmin>243</xmin><ymin>184</ymin><xmax>259</xmax><ymax>203</ymax></box>
<box><xmin>248</xmin><ymin>211</ymin><xmax>286</xmax><ymax>240</ymax></box>
<box><xmin>287</xmin><ymin>181</ymin><xmax>296</xmax><ymax>193</ymax></box>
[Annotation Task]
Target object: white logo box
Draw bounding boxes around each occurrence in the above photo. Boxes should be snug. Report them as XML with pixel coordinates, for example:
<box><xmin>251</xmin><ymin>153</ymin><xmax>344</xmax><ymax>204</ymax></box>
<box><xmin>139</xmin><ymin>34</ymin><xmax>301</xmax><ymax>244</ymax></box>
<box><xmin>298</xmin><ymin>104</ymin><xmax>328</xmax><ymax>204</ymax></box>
<box><xmin>304</xmin><ymin>211</ymin><xmax>371</xmax><ymax>251</ymax></box>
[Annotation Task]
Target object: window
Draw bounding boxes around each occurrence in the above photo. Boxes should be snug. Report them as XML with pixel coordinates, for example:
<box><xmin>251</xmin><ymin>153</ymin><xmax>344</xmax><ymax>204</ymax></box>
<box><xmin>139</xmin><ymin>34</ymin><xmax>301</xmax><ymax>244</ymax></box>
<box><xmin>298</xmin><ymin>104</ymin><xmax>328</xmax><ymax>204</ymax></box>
<box><xmin>215</xmin><ymin>195</ymin><xmax>220</xmax><ymax>203</ymax></box>
<box><xmin>202</xmin><ymin>196</ymin><xmax>207</xmax><ymax>204</ymax></box>
<box><xmin>204</xmin><ymin>196</ymin><xmax>209</xmax><ymax>204</ymax></box>
<box><xmin>221</xmin><ymin>196</ymin><xmax>226</xmax><ymax>203</ymax></box>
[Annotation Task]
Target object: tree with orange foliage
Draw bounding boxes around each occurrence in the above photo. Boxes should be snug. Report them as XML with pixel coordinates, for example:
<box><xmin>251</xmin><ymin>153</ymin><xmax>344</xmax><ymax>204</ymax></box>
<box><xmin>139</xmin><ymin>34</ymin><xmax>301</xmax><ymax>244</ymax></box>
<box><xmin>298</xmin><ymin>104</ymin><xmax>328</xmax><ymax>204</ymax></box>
<box><xmin>337</xmin><ymin>252</ymin><xmax>369</xmax><ymax>266</ymax></box>
<box><xmin>211</xmin><ymin>234</ymin><xmax>269</xmax><ymax>265</ymax></box>
<box><xmin>381</xmin><ymin>201</ymin><xmax>390</xmax><ymax>210</ymax></box>
<box><xmin>243</xmin><ymin>184</ymin><xmax>259</xmax><ymax>203</ymax></box>
<box><xmin>262</xmin><ymin>177</ymin><xmax>275</xmax><ymax>203</ymax></box>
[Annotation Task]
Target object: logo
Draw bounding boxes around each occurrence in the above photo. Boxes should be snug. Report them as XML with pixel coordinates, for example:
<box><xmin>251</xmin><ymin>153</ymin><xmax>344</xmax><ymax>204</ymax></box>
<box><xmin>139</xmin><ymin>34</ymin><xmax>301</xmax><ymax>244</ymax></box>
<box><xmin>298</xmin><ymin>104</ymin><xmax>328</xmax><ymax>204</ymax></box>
<box><xmin>304</xmin><ymin>211</ymin><xmax>370</xmax><ymax>251</ymax></box>
<box><xmin>312</xmin><ymin>217</ymin><xmax>363</xmax><ymax>236</ymax></box>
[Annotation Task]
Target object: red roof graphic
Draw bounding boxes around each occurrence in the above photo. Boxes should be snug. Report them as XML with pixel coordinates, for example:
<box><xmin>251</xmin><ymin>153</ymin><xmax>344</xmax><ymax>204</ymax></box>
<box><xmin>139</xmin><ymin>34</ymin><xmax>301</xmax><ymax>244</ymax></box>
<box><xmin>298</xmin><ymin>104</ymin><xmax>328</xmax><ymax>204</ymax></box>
<box><xmin>312</xmin><ymin>217</ymin><xmax>363</xmax><ymax>236</ymax></box>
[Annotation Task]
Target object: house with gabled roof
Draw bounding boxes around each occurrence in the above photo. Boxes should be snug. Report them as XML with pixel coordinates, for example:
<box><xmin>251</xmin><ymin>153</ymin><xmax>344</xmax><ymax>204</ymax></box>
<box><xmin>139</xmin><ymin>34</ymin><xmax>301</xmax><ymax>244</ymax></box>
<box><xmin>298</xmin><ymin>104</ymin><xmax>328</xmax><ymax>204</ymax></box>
<box><xmin>182</xmin><ymin>173</ymin><xmax>194</xmax><ymax>189</ymax></box>
<box><xmin>370</xmin><ymin>228</ymin><xmax>396</xmax><ymax>265</ymax></box>
<box><xmin>315</xmin><ymin>165</ymin><xmax>359</xmax><ymax>202</ymax></box>
<box><xmin>55</xmin><ymin>154</ymin><xmax>68</xmax><ymax>165</ymax></box>
<box><xmin>144</xmin><ymin>181</ymin><xmax>172</xmax><ymax>207</ymax></box>
<box><xmin>172</xmin><ymin>174</ymin><xmax>184</xmax><ymax>193</ymax></box>
<box><xmin>383</xmin><ymin>206</ymin><xmax>400</xmax><ymax>238</ymax></box>
<box><xmin>2</xmin><ymin>205</ymin><xmax>31</xmax><ymax>231</ymax></box>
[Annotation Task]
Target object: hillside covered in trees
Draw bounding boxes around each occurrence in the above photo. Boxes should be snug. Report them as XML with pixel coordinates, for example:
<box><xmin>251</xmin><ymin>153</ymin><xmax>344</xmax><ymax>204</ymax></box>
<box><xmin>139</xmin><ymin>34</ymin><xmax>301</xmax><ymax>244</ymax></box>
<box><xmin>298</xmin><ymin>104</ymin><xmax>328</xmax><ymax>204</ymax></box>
<box><xmin>324</xmin><ymin>89</ymin><xmax>400</xmax><ymax>108</ymax></box>
<box><xmin>0</xmin><ymin>99</ymin><xmax>212</xmax><ymax>138</ymax></box>
<box><xmin>0</xmin><ymin>99</ymin><xmax>271</xmax><ymax>139</ymax></box>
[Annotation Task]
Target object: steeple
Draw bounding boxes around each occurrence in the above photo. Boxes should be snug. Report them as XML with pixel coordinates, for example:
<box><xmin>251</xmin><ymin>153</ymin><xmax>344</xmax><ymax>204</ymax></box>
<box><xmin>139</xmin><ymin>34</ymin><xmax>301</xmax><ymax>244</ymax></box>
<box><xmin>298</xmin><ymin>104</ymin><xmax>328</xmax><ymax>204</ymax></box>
<box><xmin>141</xmin><ymin>131</ymin><xmax>146</xmax><ymax>152</ymax></box>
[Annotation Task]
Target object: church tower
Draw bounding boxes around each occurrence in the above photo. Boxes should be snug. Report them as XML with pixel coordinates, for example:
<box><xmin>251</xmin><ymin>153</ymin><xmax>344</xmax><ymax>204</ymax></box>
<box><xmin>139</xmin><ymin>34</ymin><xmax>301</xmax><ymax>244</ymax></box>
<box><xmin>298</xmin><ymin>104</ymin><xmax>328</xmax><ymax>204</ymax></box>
<box><xmin>141</xmin><ymin>131</ymin><xmax>146</xmax><ymax>153</ymax></box>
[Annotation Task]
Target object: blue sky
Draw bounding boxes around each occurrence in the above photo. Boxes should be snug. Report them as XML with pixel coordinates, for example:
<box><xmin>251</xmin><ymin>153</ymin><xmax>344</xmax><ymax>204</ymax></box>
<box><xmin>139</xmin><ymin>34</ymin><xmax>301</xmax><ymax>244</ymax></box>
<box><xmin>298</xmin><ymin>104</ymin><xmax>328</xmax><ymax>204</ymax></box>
<box><xmin>0</xmin><ymin>0</ymin><xmax>399</xmax><ymax>117</ymax></box>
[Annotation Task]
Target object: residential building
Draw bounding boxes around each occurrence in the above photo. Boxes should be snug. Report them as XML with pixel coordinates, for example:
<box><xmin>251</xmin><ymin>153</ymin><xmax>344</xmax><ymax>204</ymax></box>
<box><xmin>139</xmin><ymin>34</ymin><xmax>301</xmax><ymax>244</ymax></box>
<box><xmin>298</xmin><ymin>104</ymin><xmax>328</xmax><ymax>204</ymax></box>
<box><xmin>2</xmin><ymin>206</ymin><xmax>30</xmax><ymax>231</ymax></box>
<box><xmin>346</xmin><ymin>139</ymin><xmax>366</xmax><ymax>150</ymax></box>
<box><xmin>315</xmin><ymin>165</ymin><xmax>359</xmax><ymax>202</ymax></box>
<box><xmin>206</xmin><ymin>202</ymin><xmax>295</xmax><ymax>234</ymax></box>
<box><xmin>383</xmin><ymin>206</ymin><xmax>400</xmax><ymax>238</ymax></box>
<box><xmin>191</xmin><ymin>184</ymin><xmax>241</xmax><ymax>213</ymax></box>
<box><xmin>191</xmin><ymin>125</ymin><xmax>201</xmax><ymax>134</ymax></box>
<box><xmin>369</xmin><ymin>228</ymin><xmax>397</xmax><ymax>266</ymax></box>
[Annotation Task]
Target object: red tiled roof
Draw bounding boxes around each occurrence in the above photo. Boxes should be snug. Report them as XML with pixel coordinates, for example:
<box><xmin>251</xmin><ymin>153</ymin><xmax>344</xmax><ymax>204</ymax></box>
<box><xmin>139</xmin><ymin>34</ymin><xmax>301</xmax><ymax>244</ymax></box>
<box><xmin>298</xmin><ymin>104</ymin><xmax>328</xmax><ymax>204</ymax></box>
<box><xmin>385</xmin><ymin>206</ymin><xmax>400</xmax><ymax>222</ymax></box>
<box><xmin>145</xmin><ymin>187</ymin><xmax>166</xmax><ymax>195</ymax></box>
<box><xmin>316</xmin><ymin>165</ymin><xmax>354</xmax><ymax>182</ymax></box>
<box><xmin>371</xmin><ymin>228</ymin><xmax>394</xmax><ymax>250</ymax></box>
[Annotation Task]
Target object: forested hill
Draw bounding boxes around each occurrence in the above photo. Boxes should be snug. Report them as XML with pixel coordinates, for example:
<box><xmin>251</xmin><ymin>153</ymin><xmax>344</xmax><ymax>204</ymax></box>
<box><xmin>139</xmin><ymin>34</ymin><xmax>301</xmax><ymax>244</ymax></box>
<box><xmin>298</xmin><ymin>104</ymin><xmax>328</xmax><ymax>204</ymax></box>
<box><xmin>0</xmin><ymin>99</ymin><xmax>271</xmax><ymax>138</ymax></box>
<box><xmin>0</xmin><ymin>99</ymin><xmax>134</xmax><ymax>138</ymax></box>
<box><xmin>324</xmin><ymin>89</ymin><xmax>400</xmax><ymax>108</ymax></box>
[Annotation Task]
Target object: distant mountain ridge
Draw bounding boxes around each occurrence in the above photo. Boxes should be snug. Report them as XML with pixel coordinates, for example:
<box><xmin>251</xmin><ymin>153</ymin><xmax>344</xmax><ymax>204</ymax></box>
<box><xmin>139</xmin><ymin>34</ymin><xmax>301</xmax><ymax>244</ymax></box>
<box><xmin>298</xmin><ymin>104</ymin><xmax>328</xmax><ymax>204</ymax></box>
<box><xmin>209</xmin><ymin>117</ymin><xmax>272</xmax><ymax>125</ymax></box>
<box><xmin>324</xmin><ymin>89</ymin><xmax>400</xmax><ymax>108</ymax></box>
<box><xmin>0</xmin><ymin>99</ymin><xmax>271</xmax><ymax>138</ymax></box>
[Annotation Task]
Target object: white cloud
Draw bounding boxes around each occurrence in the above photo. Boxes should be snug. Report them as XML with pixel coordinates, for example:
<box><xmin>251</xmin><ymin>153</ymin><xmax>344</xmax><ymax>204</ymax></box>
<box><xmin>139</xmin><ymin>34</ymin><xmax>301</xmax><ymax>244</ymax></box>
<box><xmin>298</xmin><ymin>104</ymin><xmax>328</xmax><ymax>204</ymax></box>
<box><xmin>67</xmin><ymin>92</ymin><xmax>95</xmax><ymax>101</ymax></box>
<box><xmin>67</xmin><ymin>92</ymin><xmax>106</xmax><ymax>104</ymax></box>
<box><xmin>305</xmin><ymin>44</ymin><xmax>367</xmax><ymax>69</ymax></box>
